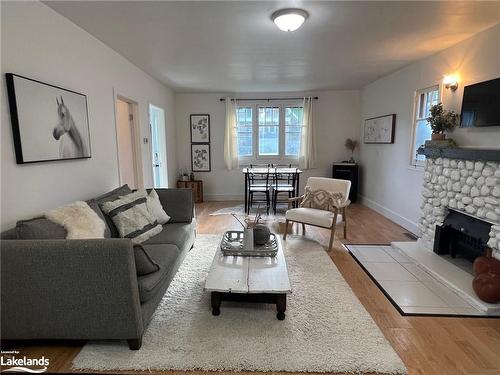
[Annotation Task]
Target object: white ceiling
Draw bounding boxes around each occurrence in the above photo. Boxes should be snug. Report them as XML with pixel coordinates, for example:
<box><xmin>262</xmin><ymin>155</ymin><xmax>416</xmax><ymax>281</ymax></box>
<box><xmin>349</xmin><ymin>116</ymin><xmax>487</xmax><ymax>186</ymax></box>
<box><xmin>44</xmin><ymin>1</ymin><xmax>500</xmax><ymax>93</ymax></box>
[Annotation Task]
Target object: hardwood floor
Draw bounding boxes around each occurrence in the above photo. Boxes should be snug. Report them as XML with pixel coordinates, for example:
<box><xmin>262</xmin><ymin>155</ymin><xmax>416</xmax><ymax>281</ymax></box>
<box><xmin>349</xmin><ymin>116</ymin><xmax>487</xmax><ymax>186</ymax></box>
<box><xmin>3</xmin><ymin>202</ymin><xmax>500</xmax><ymax>375</ymax></box>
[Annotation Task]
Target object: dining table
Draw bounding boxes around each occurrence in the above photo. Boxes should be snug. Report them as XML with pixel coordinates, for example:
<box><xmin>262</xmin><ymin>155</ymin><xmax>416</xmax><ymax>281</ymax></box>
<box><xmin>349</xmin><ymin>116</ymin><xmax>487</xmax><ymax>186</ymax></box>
<box><xmin>242</xmin><ymin>167</ymin><xmax>303</xmax><ymax>214</ymax></box>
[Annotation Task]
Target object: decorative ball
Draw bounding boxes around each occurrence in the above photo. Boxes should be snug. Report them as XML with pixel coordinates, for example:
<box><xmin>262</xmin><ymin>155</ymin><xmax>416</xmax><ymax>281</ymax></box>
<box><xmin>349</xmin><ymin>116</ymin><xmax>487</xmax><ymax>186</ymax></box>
<box><xmin>473</xmin><ymin>272</ymin><xmax>500</xmax><ymax>304</ymax></box>
<box><xmin>253</xmin><ymin>225</ymin><xmax>271</xmax><ymax>246</ymax></box>
<box><xmin>473</xmin><ymin>255</ymin><xmax>500</xmax><ymax>276</ymax></box>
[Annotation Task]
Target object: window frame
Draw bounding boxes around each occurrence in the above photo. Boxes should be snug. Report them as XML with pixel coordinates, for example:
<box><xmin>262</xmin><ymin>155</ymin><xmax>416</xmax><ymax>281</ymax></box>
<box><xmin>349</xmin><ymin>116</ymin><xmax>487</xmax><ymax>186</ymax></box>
<box><xmin>409</xmin><ymin>84</ymin><xmax>441</xmax><ymax>168</ymax></box>
<box><xmin>236</xmin><ymin>100</ymin><xmax>303</xmax><ymax>163</ymax></box>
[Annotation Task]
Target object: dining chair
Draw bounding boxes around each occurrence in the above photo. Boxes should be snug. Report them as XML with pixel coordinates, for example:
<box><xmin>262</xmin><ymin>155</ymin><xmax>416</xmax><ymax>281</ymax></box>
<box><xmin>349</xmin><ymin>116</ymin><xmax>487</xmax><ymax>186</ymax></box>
<box><xmin>247</xmin><ymin>164</ymin><xmax>272</xmax><ymax>214</ymax></box>
<box><xmin>283</xmin><ymin>177</ymin><xmax>351</xmax><ymax>251</ymax></box>
<box><xmin>271</xmin><ymin>165</ymin><xmax>298</xmax><ymax>214</ymax></box>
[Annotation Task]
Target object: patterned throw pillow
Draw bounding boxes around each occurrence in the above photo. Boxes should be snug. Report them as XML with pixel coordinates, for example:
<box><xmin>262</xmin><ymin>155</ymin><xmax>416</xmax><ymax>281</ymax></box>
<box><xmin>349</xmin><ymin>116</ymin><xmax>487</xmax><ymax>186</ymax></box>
<box><xmin>300</xmin><ymin>187</ymin><xmax>344</xmax><ymax>211</ymax></box>
<box><xmin>100</xmin><ymin>191</ymin><xmax>162</xmax><ymax>243</ymax></box>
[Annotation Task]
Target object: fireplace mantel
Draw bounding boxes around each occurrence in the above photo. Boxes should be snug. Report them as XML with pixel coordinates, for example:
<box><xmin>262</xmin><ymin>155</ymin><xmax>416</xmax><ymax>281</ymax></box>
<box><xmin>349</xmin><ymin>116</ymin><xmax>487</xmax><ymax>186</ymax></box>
<box><xmin>418</xmin><ymin>147</ymin><xmax>500</xmax><ymax>161</ymax></box>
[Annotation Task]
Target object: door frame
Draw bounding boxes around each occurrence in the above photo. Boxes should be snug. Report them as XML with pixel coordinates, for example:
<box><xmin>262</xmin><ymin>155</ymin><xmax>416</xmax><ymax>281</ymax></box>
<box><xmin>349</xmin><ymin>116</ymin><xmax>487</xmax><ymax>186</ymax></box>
<box><xmin>114</xmin><ymin>93</ymin><xmax>144</xmax><ymax>189</ymax></box>
<box><xmin>148</xmin><ymin>103</ymin><xmax>169</xmax><ymax>188</ymax></box>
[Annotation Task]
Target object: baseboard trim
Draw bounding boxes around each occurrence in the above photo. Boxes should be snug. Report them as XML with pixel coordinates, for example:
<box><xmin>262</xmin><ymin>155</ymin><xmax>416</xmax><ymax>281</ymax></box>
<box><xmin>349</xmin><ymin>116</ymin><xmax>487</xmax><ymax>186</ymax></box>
<box><xmin>359</xmin><ymin>195</ymin><xmax>419</xmax><ymax>235</ymax></box>
<box><xmin>204</xmin><ymin>194</ymin><xmax>243</xmax><ymax>202</ymax></box>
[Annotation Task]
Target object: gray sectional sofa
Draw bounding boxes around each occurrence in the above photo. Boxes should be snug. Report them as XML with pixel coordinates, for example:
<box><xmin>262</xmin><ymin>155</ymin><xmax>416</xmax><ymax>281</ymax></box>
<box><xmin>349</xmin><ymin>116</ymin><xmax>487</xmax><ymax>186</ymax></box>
<box><xmin>1</xmin><ymin>186</ymin><xmax>196</xmax><ymax>350</ymax></box>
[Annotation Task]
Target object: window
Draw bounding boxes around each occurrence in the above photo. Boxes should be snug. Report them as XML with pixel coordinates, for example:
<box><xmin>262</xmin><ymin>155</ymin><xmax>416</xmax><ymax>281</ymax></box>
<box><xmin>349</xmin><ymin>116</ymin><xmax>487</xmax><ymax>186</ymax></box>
<box><xmin>258</xmin><ymin>106</ymin><xmax>280</xmax><ymax>156</ymax></box>
<box><xmin>236</xmin><ymin>102</ymin><xmax>303</xmax><ymax>160</ymax></box>
<box><xmin>236</xmin><ymin>107</ymin><xmax>253</xmax><ymax>157</ymax></box>
<box><xmin>411</xmin><ymin>85</ymin><xmax>439</xmax><ymax>166</ymax></box>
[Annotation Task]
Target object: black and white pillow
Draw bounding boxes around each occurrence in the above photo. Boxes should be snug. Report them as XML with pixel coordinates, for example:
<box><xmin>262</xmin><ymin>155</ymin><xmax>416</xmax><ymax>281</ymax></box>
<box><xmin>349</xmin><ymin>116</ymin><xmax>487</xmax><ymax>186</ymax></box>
<box><xmin>100</xmin><ymin>191</ymin><xmax>162</xmax><ymax>243</ymax></box>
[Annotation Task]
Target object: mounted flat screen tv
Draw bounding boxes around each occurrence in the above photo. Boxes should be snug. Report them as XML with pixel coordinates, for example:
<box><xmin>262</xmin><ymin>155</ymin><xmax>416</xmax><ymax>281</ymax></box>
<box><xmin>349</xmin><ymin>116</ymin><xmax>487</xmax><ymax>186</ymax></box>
<box><xmin>460</xmin><ymin>77</ymin><xmax>500</xmax><ymax>128</ymax></box>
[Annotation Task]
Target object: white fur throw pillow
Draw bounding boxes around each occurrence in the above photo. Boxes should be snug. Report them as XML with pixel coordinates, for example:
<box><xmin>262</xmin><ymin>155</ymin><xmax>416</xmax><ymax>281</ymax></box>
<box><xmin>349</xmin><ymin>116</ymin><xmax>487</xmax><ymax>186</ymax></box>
<box><xmin>45</xmin><ymin>201</ymin><xmax>106</xmax><ymax>239</ymax></box>
<box><xmin>146</xmin><ymin>189</ymin><xmax>170</xmax><ymax>225</ymax></box>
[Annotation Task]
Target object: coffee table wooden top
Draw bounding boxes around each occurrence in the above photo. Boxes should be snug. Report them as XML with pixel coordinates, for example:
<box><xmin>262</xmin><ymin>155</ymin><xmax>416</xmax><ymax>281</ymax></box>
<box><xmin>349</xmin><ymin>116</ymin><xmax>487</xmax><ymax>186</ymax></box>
<box><xmin>204</xmin><ymin>235</ymin><xmax>291</xmax><ymax>294</ymax></box>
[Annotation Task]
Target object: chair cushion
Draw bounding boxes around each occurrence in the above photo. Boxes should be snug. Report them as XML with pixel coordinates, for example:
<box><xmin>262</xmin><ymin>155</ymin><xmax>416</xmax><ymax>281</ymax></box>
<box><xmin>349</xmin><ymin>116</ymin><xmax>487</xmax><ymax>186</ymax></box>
<box><xmin>286</xmin><ymin>207</ymin><xmax>343</xmax><ymax>228</ymax></box>
<box><xmin>137</xmin><ymin>244</ymin><xmax>180</xmax><ymax>303</ymax></box>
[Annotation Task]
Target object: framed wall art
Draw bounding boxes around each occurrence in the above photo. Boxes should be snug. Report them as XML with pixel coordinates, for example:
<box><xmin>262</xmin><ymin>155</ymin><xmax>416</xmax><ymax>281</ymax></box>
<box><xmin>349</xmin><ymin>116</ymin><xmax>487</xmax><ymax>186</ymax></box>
<box><xmin>190</xmin><ymin>114</ymin><xmax>210</xmax><ymax>143</ymax></box>
<box><xmin>363</xmin><ymin>114</ymin><xmax>396</xmax><ymax>144</ymax></box>
<box><xmin>191</xmin><ymin>143</ymin><xmax>211</xmax><ymax>172</ymax></box>
<box><xmin>6</xmin><ymin>73</ymin><xmax>91</xmax><ymax>164</ymax></box>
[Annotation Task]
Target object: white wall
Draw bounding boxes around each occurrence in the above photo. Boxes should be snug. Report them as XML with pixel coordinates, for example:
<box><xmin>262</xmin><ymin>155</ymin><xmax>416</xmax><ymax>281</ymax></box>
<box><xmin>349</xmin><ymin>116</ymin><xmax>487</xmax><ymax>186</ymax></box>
<box><xmin>174</xmin><ymin>91</ymin><xmax>360</xmax><ymax>200</ymax></box>
<box><xmin>359</xmin><ymin>23</ymin><xmax>500</xmax><ymax>234</ymax></box>
<box><xmin>1</xmin><ymin>1</ymin><xmax>178</xmax><ymax>229</ymax></box>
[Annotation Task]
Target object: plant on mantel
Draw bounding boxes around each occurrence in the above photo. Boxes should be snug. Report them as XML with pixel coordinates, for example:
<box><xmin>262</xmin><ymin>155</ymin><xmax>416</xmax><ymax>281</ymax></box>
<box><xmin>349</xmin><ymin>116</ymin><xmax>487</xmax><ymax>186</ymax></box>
<box><xmin>428</xmin><ymin>103</ymin><xmax>459</xmax><ymax>141</ymax></box>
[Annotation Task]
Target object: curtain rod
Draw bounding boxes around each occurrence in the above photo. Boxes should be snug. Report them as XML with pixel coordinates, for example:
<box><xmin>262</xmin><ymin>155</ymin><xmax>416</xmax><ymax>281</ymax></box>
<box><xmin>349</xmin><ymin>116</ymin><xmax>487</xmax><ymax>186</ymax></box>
<box><xmin>219</xmin><ymin>96</ymin><xmax>318</xmax><ymax>102</ymax></box>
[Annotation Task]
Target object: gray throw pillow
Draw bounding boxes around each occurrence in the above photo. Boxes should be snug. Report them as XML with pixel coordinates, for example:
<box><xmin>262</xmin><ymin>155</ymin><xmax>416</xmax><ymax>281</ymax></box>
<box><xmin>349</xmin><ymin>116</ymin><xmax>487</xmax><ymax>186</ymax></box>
<box><xmin>134</xmin><ymin>244</ymin><xmax>160</xmax><ymax>275</ymax></box>
<box><xmin>94</xmin><ymin>184</ymin><xmax>132</xmax><ymax>237</ymax></box>
<box><xmin>100</xmin><ymin>190</ymin><xmax>163</xmax><ymax>244</ymax></box>
<box><xmin>16</xmin><ymin>217</ymin><xmax>67</xmax><ymax>239</ymax></box>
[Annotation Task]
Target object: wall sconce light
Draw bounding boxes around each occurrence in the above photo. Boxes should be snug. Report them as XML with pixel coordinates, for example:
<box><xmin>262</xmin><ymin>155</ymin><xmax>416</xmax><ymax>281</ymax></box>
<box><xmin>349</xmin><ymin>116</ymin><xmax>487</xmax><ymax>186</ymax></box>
<box><xmin>443</xmin><ymin>74</ymin><xmax>459</xmax><ymax>91</ymax></box>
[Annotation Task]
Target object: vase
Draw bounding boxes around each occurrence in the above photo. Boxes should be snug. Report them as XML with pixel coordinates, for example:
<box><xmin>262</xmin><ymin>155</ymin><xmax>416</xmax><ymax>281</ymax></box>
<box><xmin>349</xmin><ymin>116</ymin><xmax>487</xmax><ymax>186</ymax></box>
<box><xmin>253</xmin><ymin>224</ymin><xmax>271</xmax><ymax>246</ymax></box>
<box><xmin>431</xmin><ymin>133</ymin><xmax>446</xmax><ymax>141</ymax></box>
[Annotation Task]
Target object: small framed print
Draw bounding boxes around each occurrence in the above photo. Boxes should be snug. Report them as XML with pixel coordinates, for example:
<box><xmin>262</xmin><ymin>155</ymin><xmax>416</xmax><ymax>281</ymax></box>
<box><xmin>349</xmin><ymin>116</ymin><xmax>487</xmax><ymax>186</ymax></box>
<box><xmin>190</xmin><ymin>114</ymin><xmax>210</xmax><ymax>143</ymax></box>
<box><xmin>363</xmin><ymin>114</ymin><xmax>396</xmax><ymax>144</ymax></box>
<box><xmin>191</xmin><ymin>143</ymin><xmax>211</xmax><ymax>172</ymax></box>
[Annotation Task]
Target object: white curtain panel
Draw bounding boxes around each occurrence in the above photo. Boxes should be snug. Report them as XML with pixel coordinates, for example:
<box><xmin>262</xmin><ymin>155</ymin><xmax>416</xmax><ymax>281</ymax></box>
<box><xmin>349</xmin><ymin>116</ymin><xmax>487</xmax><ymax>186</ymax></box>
<box><xmin>223</xmin><ymin>97</ymin><xmax>239</xmax><ymax>170</ymax></box>
<box><xmin>299</xmin><ymin>97</ymin><xmax>317</xmax><ymax>169</ymax></box>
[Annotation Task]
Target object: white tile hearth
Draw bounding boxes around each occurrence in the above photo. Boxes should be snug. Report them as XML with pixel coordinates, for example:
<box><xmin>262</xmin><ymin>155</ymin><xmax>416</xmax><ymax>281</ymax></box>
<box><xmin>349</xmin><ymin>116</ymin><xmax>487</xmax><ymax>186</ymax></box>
<box><xmin>364</xmin><ymin>262</ymin><xmax>418</xmax><ymax>281</ymax></box>
<box><xmin>379</xmin><ymin>280</ymin><xmax>449</xmax><ymax>308</ymax></box>
<box><xmin>344</xmin><ymin>243</ymin><xmax>500</xmax><ymax>317</ymax></box>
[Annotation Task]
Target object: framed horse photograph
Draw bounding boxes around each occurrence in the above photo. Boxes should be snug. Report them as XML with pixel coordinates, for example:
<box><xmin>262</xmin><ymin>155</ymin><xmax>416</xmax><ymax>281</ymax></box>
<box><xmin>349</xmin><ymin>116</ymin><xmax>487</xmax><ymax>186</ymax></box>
<box><xmin>5</xmin><ymin>73</ymin><xmax>91</xmax><ymax>164</ymax></box>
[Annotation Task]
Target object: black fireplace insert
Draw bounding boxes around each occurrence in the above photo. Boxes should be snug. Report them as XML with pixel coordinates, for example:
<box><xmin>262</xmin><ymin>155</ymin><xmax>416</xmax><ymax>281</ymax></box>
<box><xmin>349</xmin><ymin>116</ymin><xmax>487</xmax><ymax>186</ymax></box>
<box><xmin>434</xmin><ymin>209</ymin><xmax>493</xmax><ymax>262</ymax></box>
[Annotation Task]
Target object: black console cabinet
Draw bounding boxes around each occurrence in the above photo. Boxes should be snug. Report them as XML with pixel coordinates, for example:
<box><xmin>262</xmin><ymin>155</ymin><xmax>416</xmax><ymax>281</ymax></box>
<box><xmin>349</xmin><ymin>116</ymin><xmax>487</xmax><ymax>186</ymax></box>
<box><xmin>332</xmin><ymin>163</ymin><xmax>358</xmax><ymax>203</ymax></box>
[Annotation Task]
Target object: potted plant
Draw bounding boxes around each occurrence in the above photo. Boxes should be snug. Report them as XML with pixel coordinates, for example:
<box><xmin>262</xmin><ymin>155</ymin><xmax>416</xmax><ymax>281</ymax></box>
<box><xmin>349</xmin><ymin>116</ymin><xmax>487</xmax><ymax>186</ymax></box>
<box><xmin>428</xmin><ymin>103</ymin><xmax>459</xmax><ymax>140</ymax></box>
<box><xmin>344</xmin><ymin>138</ymin><xmax>358</xmax><ymax>163</ymax></box>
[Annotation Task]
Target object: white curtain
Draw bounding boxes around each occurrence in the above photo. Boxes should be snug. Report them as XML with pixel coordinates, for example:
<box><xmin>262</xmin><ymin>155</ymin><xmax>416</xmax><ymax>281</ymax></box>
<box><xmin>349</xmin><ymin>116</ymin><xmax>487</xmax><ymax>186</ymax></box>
<box><xmin>299</xmin><ymin>97</ymin><xmax>317</xmax><ymax>169</ymax></box>
<box><xmin>223</xmin><ymin>97</ymin><xmax>239</xmax><ymax>170</ymax></box>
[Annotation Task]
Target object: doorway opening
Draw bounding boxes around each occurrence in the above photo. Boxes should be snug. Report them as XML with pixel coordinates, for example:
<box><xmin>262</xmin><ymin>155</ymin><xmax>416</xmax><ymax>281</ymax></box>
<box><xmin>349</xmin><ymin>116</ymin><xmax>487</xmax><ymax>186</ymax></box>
<box><xmin>115</xmin><ymin>97</ymin><xmax>143</xmax><ymax>189</ymax></box>
<box><xmin>149</xmin><ymin>104</ymin><xmax>168</xmax><ymax>188</ymax></box>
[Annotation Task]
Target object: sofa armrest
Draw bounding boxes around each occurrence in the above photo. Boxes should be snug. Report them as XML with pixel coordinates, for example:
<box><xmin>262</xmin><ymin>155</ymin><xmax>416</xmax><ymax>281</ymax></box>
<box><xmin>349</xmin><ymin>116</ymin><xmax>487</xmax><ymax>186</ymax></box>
<box><xmin>1</xmin><ymin>239</ymin><xmax>143</xmax><ymax>341</ymax></box>
<box><xmin>155</xmin><ymin>188</ymin><xmax>194</xmax><ymax>223</ymax></box>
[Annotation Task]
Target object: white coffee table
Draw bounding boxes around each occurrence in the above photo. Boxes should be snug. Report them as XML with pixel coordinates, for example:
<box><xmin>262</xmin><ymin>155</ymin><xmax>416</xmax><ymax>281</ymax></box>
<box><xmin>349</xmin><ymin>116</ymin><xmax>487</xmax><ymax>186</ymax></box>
<box><xmin>204</xmin><ymin>234</ymin><xmax>291</xmax><ymax>320</ymax></box>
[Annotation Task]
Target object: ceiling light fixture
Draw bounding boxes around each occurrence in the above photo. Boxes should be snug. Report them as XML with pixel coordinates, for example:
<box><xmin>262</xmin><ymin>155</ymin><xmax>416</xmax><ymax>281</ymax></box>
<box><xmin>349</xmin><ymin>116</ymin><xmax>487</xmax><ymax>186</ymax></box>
<box><xmin>271</xmin><ymin>8</ymin><xmax>308</xmax><ymax>32</ymax></box>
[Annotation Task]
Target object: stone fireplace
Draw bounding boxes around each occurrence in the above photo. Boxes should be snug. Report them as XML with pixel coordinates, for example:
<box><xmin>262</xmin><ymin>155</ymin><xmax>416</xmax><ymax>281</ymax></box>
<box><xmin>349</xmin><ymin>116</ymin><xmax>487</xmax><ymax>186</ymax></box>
<box><xmin>418</xmin><ymin>148</ymin><xmax>500</xmax><ymax>260</ymax></box>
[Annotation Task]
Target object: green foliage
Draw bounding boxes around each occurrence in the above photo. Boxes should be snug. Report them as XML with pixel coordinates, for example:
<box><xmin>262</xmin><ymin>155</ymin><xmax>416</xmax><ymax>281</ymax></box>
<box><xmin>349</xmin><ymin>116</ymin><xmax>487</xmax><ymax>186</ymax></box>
<box><xmin>428</xmin><ymin>103</ymin><xmax>459</xmax><ymax>134</ymax></box>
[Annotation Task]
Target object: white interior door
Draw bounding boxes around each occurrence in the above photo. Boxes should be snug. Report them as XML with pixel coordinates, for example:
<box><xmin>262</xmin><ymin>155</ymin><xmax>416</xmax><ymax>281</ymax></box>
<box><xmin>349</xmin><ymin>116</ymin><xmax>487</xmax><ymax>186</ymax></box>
<box><xmin>149</xmin><ymin>104</ymin><xmax>168</xmax><ymax>188</ymax></box>
<box><xmin>116</xmin><ymin>98</ymin><xmax>138</xmax><ymax>189</ymax></box>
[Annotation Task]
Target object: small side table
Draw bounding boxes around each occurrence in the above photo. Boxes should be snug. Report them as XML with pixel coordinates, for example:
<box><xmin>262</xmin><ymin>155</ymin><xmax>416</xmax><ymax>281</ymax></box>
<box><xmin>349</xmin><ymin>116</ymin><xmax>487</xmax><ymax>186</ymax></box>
<box><xmin>177</xmin><ymin>180</ymin><xmax>203</xmax><ymax>203</ymax></box>
<box><xmin>332</xmin><ymin>163</ymin><xmax>358</xmax><ymax>203</ymax></box>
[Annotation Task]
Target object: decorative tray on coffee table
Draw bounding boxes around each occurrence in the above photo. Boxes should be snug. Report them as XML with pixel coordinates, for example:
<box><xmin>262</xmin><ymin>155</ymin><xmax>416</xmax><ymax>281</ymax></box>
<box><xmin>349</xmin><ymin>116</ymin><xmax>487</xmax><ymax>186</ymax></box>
<box><xmin>220</xmin><ymin>230</ymin><xmax>278</xmax><ymax>257</ymax></box>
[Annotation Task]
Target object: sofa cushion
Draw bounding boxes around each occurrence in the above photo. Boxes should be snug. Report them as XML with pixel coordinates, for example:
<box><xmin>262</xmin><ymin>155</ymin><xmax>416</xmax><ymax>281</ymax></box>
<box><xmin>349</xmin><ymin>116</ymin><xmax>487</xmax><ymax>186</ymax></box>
<box><xmin>16</xmin><ymin>217</ymin><xmax>67</xmax><ymax>240</ymax></box>
<box><xmin>86</xmin><ymin>199</ymin><xmax>111</xmax><ymax>238</ymax></box>
<box><xmin>100</xmin><ymin>191</ymin><xmax>163</xmax><ymax>244</ymax></box>
<box><xmin>137</xmin><ymin>243</ymin><xmax>180</xmax><ymax>303</ymax></box>
<box><xmin>285</xmin><ymin>207</ymin><xmax>344</xmax><ymax>228</ymax></box>
<box><xmin>143</xmin><ymin>222</ymin><xmax>193</xmax><ymax>249</ymax></box>
<box><xmin>94</xmin><ymin>185</ymin><xmax>132</xmax><ymax>237</ymax></box>
<box><xmin>134</xmin><ymin>244</ymin><xmax>160</xmax><ymax>276</ymax></box>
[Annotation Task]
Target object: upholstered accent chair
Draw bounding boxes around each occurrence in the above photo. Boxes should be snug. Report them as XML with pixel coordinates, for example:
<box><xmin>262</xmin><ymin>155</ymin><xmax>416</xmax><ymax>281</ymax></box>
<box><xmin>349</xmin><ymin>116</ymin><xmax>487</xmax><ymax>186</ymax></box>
<box><xmin>283</xmin><ymin>177</ymin><xmax>351</xmax><ymax>251</ymax></box>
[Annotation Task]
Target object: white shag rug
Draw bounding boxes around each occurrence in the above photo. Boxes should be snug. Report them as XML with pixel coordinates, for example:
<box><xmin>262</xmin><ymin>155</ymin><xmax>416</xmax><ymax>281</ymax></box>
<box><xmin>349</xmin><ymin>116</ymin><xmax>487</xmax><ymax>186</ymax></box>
<box><xmin>72</xmin><ymin>235</ymin><xmax>407</xmax><ymax>374</ymax></box>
